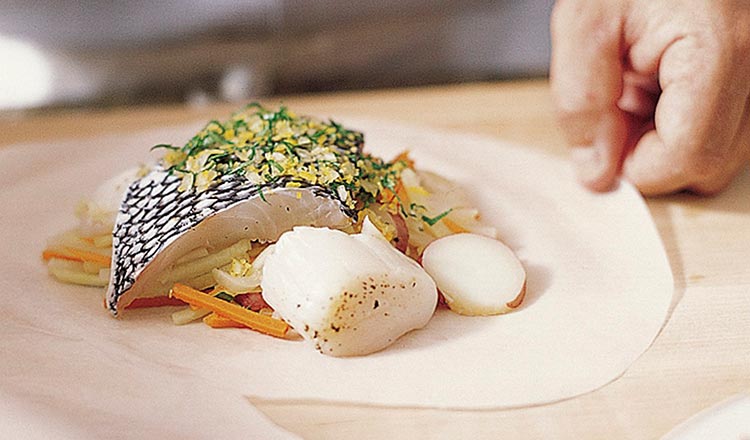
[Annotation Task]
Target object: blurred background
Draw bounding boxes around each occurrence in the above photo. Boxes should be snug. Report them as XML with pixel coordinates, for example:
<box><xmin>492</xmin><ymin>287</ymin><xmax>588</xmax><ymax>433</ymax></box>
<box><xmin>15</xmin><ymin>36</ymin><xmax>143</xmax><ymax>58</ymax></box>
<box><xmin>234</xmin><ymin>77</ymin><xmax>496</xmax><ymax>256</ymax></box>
<box><xmin>0</xmin><ymin>0</ymin><xmax>554</xmax><ymax>111</ymax></box>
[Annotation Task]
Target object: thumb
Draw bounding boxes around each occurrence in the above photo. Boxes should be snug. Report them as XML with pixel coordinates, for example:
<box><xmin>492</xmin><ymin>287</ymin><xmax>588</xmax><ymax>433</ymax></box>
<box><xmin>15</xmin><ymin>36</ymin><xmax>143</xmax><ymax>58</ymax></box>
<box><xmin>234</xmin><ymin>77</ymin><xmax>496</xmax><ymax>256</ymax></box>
<box><xmin>550</xmin><ymin>0</ymin><xmax>630</xmax><ymax>191</ymax></box>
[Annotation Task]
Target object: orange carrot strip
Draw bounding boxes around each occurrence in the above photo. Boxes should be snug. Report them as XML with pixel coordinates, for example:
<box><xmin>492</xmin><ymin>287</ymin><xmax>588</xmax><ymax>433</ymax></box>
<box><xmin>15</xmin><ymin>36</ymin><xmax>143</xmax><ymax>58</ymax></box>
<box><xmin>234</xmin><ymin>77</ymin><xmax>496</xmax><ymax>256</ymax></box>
<box><xmin>42</xmin><ymin>249</ymin><xmax>80</xmax><ymax>263</ymax></box>
<box><xmin>63</xmin><ymin>247</ymin><xmax>111</xmax><ymax>267</ymax></box>
<box><xmin>394</xmin><ymin>179</ymin><xmax>409</xmax><ymax>204</ymax></box>
<box><xmin>379</xmin><ymin>188</ymin><xmax>396</xmax><ymax>204</ymax></box>
<box><xmin>203</xmin><ymin>313</ymin><xmax>247</xmax><ymax>329</ymax></box>
<box><xmin>125</xmin><ymin>296</ymin><xmax>187</xmax><ymax>309</ymax></box>
<box><xmin>42</xmin><ymin>247</ymin><xmax>111</xmax><ymax>267</ymax></box>
<box><xmin>171</xmin><ymin>283</ymin><xmax>288</xmax><ymax>338</ymax></box>
<box><xmin>393</xmin><ymin>150</ymin><xmax>415</xmax><ymax>169</ymax></box>
<box><xmin>443</xmin><ymin>218</ymin><xmax>469</xmax><ymax>234</ymax></box>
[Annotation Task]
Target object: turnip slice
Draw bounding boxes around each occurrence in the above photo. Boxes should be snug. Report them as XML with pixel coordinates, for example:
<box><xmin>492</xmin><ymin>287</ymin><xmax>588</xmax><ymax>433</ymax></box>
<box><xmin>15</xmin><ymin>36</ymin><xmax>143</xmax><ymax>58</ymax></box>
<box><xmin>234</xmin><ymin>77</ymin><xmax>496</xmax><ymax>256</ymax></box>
<box><xmin>422</xmin><ymin>233</ymin><xmax>526</xmax><ymax>316</ymax></box>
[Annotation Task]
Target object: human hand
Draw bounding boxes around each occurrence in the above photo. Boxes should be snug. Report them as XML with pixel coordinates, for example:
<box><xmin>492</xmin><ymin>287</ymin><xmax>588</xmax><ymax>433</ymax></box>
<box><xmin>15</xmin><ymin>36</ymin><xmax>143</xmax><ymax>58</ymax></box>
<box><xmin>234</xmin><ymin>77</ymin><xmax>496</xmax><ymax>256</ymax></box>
<box><xmin>550</xmin><ymin>0</ymin><xmax>750</xmax><ymax>195</ymax></box>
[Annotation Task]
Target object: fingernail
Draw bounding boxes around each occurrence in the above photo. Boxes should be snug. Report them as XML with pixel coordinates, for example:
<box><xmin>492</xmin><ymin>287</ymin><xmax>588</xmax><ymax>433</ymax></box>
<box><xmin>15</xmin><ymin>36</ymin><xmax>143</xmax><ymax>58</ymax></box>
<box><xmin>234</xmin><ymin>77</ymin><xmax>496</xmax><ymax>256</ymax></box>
<box><xmin>570</xmin><ymin>145</ymin><xmax>607</xmax><ymax>186</ymax></box>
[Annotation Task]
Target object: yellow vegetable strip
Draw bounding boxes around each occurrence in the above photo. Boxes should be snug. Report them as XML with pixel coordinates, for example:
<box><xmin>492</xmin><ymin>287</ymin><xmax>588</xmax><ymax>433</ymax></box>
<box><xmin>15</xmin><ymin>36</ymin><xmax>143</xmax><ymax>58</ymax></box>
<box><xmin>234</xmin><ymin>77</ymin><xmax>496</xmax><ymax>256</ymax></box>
<box><xmin>158</xmin><ymin>239</ymin><xmax>251</xmax><ymax>285</ymax></box>
<box><xmin>443</xmin><ymin>218</ymin><xmax>469</xmax><ymax>234</ymax></box>
<box><xmin>82</xmin><ymin>261</ymin><xmax>106</xmax><ymax>274</ymax></box>
<box><xmin>46</xmin><ymin>231</ymin><xmax>111</xmax><ymax>255</ymax></box>
<box><xmin>171</xmin><ymin>283</ymin><xmax>288</xmax><ymax>338</ymax></box>
<box><xmin>92</xmin><ymin>235</ymin><xmax>113</xmax><ymax>248</ymax></box>
<box><xmin>184</xmin><ymin>272</ymin><xmax>217</xmax><ymax>291</ymax></box>
<box><xmin>48</xmin><ymin>265</ymin><xmax>108</xmax><ymax>287</ymax></box>
<box><xmin>171</xmin><ymin>306</ymin><xmax>211</xmax><ymax>325</ymax></box>
<box><xmin>174</xmin><ymin>247</ymin><xmax>210</xmax><ymax>265</ymax></box>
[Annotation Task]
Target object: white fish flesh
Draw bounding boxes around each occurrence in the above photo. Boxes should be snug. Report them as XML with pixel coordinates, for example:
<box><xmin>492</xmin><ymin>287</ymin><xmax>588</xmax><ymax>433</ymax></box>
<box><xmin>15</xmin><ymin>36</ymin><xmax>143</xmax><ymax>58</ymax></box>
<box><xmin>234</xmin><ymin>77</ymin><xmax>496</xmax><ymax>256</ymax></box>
<box><xmin>105</xmin><ymin>170</ymin><xmax>353</xmax><ymax>315</ymax></box>
<box><xmin>261</xmin><ymin>220</ymin><xmax>438</xmax><ymax>357</ymax></box>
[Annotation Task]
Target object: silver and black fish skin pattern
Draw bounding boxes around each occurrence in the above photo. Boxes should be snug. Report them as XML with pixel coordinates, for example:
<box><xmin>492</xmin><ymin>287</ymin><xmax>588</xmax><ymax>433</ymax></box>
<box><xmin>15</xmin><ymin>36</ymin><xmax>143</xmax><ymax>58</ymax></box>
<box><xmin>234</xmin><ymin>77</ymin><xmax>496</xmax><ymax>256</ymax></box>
<box><xmin>106</xmin><ymin>169</ymin><xmax>352</xmax><ymax>315</ymax></box>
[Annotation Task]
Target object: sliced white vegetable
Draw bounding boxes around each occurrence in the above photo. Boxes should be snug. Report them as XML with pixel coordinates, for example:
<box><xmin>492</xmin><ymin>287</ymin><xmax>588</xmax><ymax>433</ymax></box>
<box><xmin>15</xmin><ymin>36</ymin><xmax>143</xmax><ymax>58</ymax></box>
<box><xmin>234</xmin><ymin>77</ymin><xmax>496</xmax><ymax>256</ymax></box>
<box><xmin>209</xmin><ymin>244</ymin><xmax>272</xmax><ymax>293</ymax></box>
<box><xmin>174</xmin><ymin>247</ymin><xmax>210</xmax><ymax>265</ymax></box>
<box><xmin>211</xmin><ymin>268</ymin><xmax>260</xmax><ymax>293</ymax></box>
<box><xmin>82</xmin><ymin>261</ymin><xmax>105</xmax><ymax>275</ymax></box>
<box><xmin>92</xmin><ymin>234</ymin><xmax>114</xmax><ymax>248</ymax></box>
<box><xmin>98</xmin><ymin>268</ymin><xmax>111</xmax><ymax>282</ymax></box>
<box><xmin>46</xmin><ymin>230</ymin><xmax>111</xmax><ymax>257</ymax></box>
<box><xmin>47</xmin><ymin>259</ymin><xmax>108</xmax><ymax>287</ymax></box>
<box><xmin>261</xmin><ymin>218</ymin><xmax>438</xmax><ymax>357</ymax></box>
<box><xmin>171</xmin><ymin>306</ymin><xmax>211</xmax><ymax>325</ymax></box>
<box><xmin>183</xmin><ymin>272</ymin><xmax>218</xmax><ymax>291</ymax></box>
<box><xmin>157</xmin><ymin>239</ymin><xmax>252</xmax><ymax>286</ymax></box>
<box><xmin>47</xmin><ymin>258</ymin><xmax>84</xmax><ymax>272</ymax></box>
<box><xmin>422</xmin><ymin>233</ymin><xmax>526</xmax><ymax>316</ymax></box>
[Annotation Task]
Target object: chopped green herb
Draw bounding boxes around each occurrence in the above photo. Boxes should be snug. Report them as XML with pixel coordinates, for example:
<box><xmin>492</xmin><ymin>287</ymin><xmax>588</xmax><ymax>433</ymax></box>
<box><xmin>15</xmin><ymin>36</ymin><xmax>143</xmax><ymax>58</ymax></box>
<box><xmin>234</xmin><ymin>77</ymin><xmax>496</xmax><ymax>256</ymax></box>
<box><xmin>214</xmin><ymin>291</ymin><xmax>234</xmax><ymax>303</ymax></box>
<box><xmin>151</xmin><ymin>143</ymin><xmax>179</xmax><ymax>151</ymax></box>
<box><xmin>154</xmin><ymin>103</ymin><xmax>441</xmax><ymax>228</ymax></box>
<box><xmin>422</xmin><ymin>209</ymin><xmax>453</xmax><ymax>226</ymax></box>
<box><xmin>258</xmin><ymin>187</ymin><xmax>268</xmax><ymax>204</ymax></box>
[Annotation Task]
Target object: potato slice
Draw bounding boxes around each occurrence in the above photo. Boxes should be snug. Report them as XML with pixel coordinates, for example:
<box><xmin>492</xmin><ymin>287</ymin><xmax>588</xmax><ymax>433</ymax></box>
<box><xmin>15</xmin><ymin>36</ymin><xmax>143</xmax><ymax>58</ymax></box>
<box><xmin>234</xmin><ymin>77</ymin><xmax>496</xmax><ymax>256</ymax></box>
<box><xmin>422</xmin><ymin>233</ymin><xmax>526</xmax><ymax>316</ymax></box>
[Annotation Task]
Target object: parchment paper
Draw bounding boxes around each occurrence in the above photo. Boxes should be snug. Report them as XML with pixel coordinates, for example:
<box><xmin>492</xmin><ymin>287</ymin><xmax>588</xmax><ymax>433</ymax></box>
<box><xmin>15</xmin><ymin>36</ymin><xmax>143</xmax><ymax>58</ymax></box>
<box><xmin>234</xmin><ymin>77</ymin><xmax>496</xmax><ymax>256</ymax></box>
<box><xmin>0</xmin><ymin>118</ymin><xmax>673</xmax><ymax>427</ymax></box>
<box><xmin>662</xmin><ymin>394</ymin><xmax>750</xmax><ymax>439</ymax></box>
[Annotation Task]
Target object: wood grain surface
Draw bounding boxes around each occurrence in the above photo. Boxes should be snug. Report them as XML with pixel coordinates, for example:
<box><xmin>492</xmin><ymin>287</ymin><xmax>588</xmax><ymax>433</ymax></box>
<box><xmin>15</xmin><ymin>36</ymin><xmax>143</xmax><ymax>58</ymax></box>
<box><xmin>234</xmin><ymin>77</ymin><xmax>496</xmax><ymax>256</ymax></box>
<box><xmin>2</xmin><ymin>80</ymin><xmax>747</xmax><ymax>439</ymax></box>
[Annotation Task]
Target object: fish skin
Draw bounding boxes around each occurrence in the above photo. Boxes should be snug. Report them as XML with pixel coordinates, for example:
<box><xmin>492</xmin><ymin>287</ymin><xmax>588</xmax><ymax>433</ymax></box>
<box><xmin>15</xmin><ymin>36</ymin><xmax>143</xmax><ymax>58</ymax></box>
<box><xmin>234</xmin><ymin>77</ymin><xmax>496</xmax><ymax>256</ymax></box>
<box><xmin>106</xmin><ymin>169</ymin><xmax>353</xmax><ymax>316</ymax></box>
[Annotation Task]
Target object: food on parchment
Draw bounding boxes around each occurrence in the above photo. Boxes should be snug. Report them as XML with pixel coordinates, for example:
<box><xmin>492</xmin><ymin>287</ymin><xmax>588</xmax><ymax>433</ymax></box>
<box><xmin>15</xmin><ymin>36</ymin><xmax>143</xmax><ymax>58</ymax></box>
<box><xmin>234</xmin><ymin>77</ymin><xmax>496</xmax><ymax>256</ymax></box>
<box><xmin>43</xmin><ymin>103</ymin><xmax>524</xmax><ymax>356</ymax></box>
<box><xmin>261</xmin><ymin>219</ymin><xmax>437</xmax><ymax>356</ymax></box>
<box><xmin>422</xmin><ymin>233</ymin><xmax>526</xmax><ymax>316</ymax></box>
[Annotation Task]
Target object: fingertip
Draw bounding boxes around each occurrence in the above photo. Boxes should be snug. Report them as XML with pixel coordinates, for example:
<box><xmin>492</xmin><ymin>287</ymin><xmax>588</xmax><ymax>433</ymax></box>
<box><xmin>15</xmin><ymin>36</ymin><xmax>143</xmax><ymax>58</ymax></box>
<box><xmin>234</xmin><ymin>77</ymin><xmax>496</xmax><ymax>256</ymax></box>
<box><xmin>569</xmin><ymin>109</ymin><xmax>630</xmax><ymax>192</ymax></box>
<box><xmin>583</xmin><ymin>174</ymin><xmax>620</xmax><ymax>192</ymax></box>
<box><xmin>622</xmin><ymin>131</ymin><xmax>685</xmax><ymax>196</ymax></box>
<box><xmin>571</xmin><ymin>145</ymin><xmax>620</xmax><ymax>192</ymax></box>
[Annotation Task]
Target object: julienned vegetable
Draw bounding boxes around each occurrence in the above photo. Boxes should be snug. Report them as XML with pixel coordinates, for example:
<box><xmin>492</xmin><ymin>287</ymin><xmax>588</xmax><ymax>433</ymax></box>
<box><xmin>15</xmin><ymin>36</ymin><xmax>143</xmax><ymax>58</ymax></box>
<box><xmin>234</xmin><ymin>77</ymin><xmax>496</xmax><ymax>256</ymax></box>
<box><xmin>203</xmin><ymin>313</ymin><xmax>247</xmax><ymax>329</ymax></box>
<box><xmin>170</xmin><ymin>283</ymin><xmax>289</xmax><ymax>338</ymax></box>
<box><xmin>43</xmin><ymin>246</ymin><xmax>111</xmax><ymax>267</ymax></box>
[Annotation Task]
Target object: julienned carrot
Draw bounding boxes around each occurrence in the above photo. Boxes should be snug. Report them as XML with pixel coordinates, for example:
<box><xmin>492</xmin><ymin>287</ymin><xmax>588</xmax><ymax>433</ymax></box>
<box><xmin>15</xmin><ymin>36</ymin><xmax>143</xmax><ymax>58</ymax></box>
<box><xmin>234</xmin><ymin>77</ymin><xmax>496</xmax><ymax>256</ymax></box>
<box><xmin>125</xmin><ymin>296</ymin><xmax>187</xmax><ymax>309</ymax></box>
<box><xmin>393</xmin><ymin>150</ymin><xmax>415</xmax><ymax>169</ymax></box>
<box><xmin>394</xmin><ymin>179</ymin><xmax>409</xmax><ymax>205</ymax></box>
<box><xmin>42</xmin><ymin>249</ymin><xmax>79</xmax><ymax>263</ymax></box>
<box><xmin>64</xmin><ymin>247</ymin><xmax>111</xmax><ymax>266</ymax></box>
<box><xmin>203</xmin><ymin>313</ymin><xmax>247</xmax><ymax>329</ymax></box>
<box><xmin>170</xmin><ymin>283</ymin><xmax>289</xmax><ymax>338</ymax></box>
<box><xmin>379</xmin><ymin>179</ymin><xmax>409</xmax><ymax>207</ymax></box>
<box><xmin>42</xmin><ymin>246</ymin><xmax>111</xmax><ymax>267</ymax></box>
<box><xmin>442</xmin><ymin>218</ymin><xmax>469</xmax><ymax>234</ymax></box>
<box><xmin>80</xmin><ymin>236</ymin><xmax>96</xmax><ymax>245</ymax></box>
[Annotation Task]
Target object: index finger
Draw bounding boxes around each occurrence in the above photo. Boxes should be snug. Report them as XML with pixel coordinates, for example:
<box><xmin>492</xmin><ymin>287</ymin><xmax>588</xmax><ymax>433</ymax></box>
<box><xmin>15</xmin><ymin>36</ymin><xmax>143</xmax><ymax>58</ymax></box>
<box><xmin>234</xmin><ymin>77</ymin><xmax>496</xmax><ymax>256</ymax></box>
<box><xmin>550</xmin><ymin>0</ymin><xmax>629</xmax><ymax>191</ymax></box>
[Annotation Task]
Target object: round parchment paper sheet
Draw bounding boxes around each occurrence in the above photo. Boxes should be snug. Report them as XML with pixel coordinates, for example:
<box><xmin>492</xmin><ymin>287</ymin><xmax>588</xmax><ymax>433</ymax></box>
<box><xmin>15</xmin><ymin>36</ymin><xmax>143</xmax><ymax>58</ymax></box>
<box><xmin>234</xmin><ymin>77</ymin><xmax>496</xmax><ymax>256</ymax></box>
<box><xmin>0</xmin><ymin>118</ymin><xmax>672</xmax><ymax>412</ymax></box>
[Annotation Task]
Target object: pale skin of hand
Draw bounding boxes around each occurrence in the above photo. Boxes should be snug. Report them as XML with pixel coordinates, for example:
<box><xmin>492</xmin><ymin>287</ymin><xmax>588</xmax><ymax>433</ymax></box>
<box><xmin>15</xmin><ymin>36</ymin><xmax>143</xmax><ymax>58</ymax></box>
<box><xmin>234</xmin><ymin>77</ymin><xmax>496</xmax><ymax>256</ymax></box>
<box><xmin>550</xmin><ymin>0</ymin><xmax>750</xmax><ymax>195</ymax></box>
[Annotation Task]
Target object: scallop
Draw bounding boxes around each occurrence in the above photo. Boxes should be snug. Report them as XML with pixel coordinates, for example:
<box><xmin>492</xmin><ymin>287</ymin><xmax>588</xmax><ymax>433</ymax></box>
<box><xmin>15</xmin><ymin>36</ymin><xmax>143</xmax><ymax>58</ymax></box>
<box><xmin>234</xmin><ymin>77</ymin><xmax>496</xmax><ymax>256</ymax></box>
<box><xmin>261</xmin><ymin>219</ymin><xmax>438</xmax><ymax>357</ymax></box>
